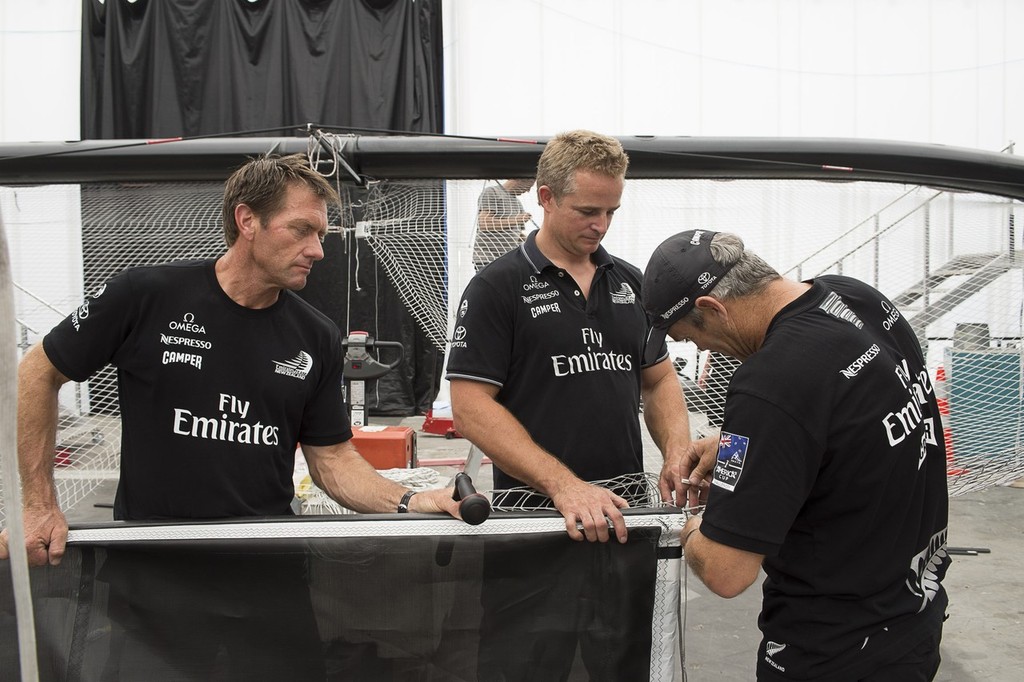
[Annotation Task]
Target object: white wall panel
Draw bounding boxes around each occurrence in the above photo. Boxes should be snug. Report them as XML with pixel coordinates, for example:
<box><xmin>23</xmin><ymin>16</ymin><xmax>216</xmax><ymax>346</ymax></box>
<box><xmin>0</xmin><ymin>0</ymin><xmax>80</xmax><ymax>142</ymax></box>
<box><xmin>443</xmin><ymin>0</ymin><xmax>1024</xmax><ymax>151</ymax></box>
<box><xmin>2</xmin><ymin>0</ymin><xmax>1020</xmax><ymax>147</ymax></box>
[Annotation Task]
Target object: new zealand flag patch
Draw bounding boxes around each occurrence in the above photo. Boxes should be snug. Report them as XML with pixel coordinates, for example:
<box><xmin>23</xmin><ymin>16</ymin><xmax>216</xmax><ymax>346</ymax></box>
<box><xmin>713</xmin><ymin>431</ymin><xmax>750</xmax><ymax>492</ymax></box>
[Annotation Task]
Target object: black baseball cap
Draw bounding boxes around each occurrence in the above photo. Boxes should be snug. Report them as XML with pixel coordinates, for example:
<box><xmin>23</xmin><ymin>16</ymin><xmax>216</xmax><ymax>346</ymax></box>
<box><xmin>641</xmin><ymin>229</ymin><xmax>735</xmax><ymax>365</ymax></box>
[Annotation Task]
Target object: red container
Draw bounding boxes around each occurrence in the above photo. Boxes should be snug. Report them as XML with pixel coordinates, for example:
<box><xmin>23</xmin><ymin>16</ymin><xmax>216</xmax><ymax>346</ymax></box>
<box><xmin>351</xmin><ymin>425</ymin><xmax>417</xmax><ymax>469</ymax></box>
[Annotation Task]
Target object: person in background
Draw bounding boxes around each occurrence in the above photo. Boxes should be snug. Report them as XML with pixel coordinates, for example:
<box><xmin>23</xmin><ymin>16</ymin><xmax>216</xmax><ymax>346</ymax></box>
<box><xmin>472</xmin><ymin>177</ymin><xmax>534</xmax><ymax>271</ymax></box>
<box><xmin>643</xmin><ymin>229</ymin><xmax>949</xmax><ymax>681</ymax></box>
<box><xmin>447</xmin><ymin>130</ymin><xmax>693</xmax><ymax>681</ymax></box>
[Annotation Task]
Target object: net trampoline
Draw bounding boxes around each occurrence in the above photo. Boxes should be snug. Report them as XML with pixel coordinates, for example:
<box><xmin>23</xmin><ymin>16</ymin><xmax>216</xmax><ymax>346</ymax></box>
<box><xmin>1</xmin><ymin>509</ymin><xmax>686</xmax><ymax>682</ymax></box>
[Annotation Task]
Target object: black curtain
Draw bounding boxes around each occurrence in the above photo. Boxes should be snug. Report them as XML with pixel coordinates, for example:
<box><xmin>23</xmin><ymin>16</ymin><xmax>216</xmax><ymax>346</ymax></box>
<box><xmin>81</xmin><ymin>0</ymin><xmax>443</xmax><ymax>138</ymax></box>
<box><xmin>79</xmin><ymin>0</ymin><xmax>444</xmax><ymax>416</ymax></box>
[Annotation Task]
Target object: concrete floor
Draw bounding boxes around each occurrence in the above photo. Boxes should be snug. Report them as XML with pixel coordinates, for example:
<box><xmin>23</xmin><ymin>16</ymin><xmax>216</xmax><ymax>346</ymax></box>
<box><xmin>59</xmin><ymin>415</ymin><xmax>1024</xmax><ymax>681</ymax></box>
<box><xmin>679</xmin><ymin>484</ymin><xmax>1024</xmax><ymax>681</ymax></box>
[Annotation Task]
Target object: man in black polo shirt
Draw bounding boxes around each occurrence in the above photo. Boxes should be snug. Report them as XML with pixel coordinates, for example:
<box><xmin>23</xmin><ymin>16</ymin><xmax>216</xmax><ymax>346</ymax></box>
<box><xmin>447</xmin><ymin>129</ymin><xmax>692</xmax><ymax>540</ymax></box>
<box><xmin>447</xmin><ymin>130</ymin><xmax>693</xmax><ymax>681</ymax></box>
<box><xmin>643</xmin><ymin>229</ymin><xmax>950</xmax><ymax>681</ymax></box>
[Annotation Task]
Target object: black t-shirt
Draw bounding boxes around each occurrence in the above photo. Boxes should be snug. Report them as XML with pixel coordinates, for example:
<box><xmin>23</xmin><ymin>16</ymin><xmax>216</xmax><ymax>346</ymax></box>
<box><xmin>44</xmin><ymin>260</ymin><xmax>351</xmax><ymax>520</ymax></box>
<box><xmin>700</xmin><ymin>276</ymin><xmax>950</xmax><ymax>680</ymax></box>
<box><xmin>446</xmin><ymin>231</ymin><xmax>664</xmax><ymax>490</ymax></box>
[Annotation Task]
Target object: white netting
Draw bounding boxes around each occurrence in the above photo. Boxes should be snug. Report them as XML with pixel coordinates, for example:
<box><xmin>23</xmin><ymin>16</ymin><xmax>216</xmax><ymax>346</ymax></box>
<box><xmin>360</xmin><ymin>179</ymin><xmax>449</xmax><ymax>351</ymax></box>
<box><xmin>2</xmin><ymin>171</ymin><xmax>1023</xmax><ymax>528</ymax></box>
<box><xmin>489</xmin><ymin>471</ymin><xmax>667</xmax><ymax>512</ymax></box>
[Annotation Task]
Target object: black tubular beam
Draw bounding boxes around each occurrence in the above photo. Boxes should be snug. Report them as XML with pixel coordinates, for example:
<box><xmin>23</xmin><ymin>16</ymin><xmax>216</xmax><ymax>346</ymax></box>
<box><xmin>2</xmin><ymin>135</ymin><xmax>1024</xmax><ymax>201</ymax></box>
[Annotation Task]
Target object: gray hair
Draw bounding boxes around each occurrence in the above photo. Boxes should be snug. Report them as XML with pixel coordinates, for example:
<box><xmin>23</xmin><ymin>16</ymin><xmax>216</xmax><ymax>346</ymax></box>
<box><xmin>686</xmin><ymin>232</ymin><xmax>780</xmax><ymax>327</ymax></box>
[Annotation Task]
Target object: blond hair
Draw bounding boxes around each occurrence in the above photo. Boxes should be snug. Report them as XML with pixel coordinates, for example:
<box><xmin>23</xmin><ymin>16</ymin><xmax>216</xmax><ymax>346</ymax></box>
<box><xmin>535</xmin><ymin>130</ymin><xmax>629</xmax><ymax>199</ymax></box>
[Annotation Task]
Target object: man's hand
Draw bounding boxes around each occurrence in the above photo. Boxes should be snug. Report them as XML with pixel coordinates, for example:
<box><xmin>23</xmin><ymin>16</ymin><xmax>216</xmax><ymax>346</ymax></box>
<box><xmin>0</xmin><ymin>505</ymin><xmax>69</xmax><ymax>567</ymax></box>
<box><xmin>659</xmin><ymin>448</ymin><xmax>695</xmax><ymax>508</ymax></box>
<box><xmin>660</xmin><ymin>436</ymin><xmax>718</xmax><ymax>509</ymax></box>
<box><xmin>450</xmin><ymin>380</ymin><xmax>629</xmax><ymax>541</ymax></box>
<box><xmin>408</xmin><ymin>487</ymin><xmax>462</xmax><ymax>519</ymax></box>
<box><xmin>550</xmin><ymin>480</ymin><xmax>629</xmax><ymax>544</ymax></box>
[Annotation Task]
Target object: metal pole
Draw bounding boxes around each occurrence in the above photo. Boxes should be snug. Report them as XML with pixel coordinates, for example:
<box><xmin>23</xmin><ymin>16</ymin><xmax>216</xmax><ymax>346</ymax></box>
<box><xmin>873</xmin><ymin>215</ymin><xmax>880</xmax><ymax>289</ymax></box>
<box><xmin>1009</xmin><ymin>203</ymin><xmax>1015</xmax><ymax>261</ymax></box>
<box><xmin>462</xmin><ymin>444</ymin><xmax>486</xmax><ymax>483</ymax></box>
<box><xmin>947</xmin><ymin>194</ymin><xmax>955</xmax><ymax>265</ymax></box>
<box><xmin>923</xmin><ymin>202</ymin><xmax>931</xmax><ymax>312</ymax></box>
<box><xmin>0</xmin><ymin>214</ymin><xmax>40</xmax><ymax>681</ymax></box>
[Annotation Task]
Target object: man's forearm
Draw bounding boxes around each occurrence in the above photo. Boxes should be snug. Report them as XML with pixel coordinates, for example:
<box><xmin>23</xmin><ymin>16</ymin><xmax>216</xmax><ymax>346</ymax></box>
<box><xmin>451</xmin><ymin>386</ymin><xmax>576</xmax><ymax>496</ymax></box>
<box><xmin>642</xmin><ymin>366</ymin><xmax>691</xmax><ymax>455</ymax></box>
<box><xmin>304</xmin><ymin>441</ymin><xmax>407</xmax><ymax>514</ymax></box>
<box><xmin>477</xmin><ymin>212</ymin><xmax>524</xmax><ymax>232</ymax></box>
<box><xmin>17</xmin><ymin>346</ymin><xmax>64</xmax><ymax>509</ymax></box>
<box><xmin>682</xmin><ymin>515</ymin><xmax>764</xmax><ymax>598</ymax></box>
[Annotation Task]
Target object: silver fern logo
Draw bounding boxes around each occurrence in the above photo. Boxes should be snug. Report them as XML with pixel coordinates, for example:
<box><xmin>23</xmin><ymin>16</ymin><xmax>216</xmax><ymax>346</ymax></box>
<box><xmin>907</xmin><ymin>527</ymin><xmax>948</xmax><ymax>612</ymax></box>
<box><xmin>610</xmin><ymin>283</ymin><xmax>636</xmax><ymax>304</ymax></box>
<box><xmin>764</xmin><ymin>640</ymin><xmax>788</xmax><ymax>673</ymax></box>
<box><xmin>273</xmin><ymin>351</ymin><xmax>313</xmax><ymax>380</ymax></box>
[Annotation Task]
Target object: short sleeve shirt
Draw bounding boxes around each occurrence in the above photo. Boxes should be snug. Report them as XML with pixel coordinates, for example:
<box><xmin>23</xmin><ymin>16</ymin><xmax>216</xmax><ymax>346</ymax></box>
<box><xmin>699</xmin><ymin>276</ymin><xmax>950</xmax><ymax>679</ymax></box>
<box><xmin>44</xmin><ymin>260</ymin><xmax>351</xmax><ymax>520</ymax></box>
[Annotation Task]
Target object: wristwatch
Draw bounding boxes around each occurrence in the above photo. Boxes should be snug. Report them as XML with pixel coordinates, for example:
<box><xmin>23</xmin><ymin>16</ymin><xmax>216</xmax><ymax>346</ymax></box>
<box><xmin>397</xmin><ymin>489</ymin><xmax>417</xmax><ymax>513</ymax></box>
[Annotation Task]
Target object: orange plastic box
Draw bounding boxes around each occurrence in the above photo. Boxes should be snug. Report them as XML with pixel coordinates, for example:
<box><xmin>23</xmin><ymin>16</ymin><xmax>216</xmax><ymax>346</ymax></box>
<box><xmin>351</xmin><ymin>425</ymin><xmax>417</xmax><ymax>469</ymax></box>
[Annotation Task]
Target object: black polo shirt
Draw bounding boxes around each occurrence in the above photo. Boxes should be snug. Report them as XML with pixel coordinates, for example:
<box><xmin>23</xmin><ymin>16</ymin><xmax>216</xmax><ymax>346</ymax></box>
<box><xmin>446</xmin><ymin>231</ymin><xmax>664</xmax><ymax>490</ymax></box>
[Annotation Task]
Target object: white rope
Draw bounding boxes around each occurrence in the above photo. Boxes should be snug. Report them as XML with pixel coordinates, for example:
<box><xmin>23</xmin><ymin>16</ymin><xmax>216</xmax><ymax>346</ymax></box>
<box><xmin>297</xmin><ymin>467</ymin><xmax>443</xmax><ymax>516</ymax></box>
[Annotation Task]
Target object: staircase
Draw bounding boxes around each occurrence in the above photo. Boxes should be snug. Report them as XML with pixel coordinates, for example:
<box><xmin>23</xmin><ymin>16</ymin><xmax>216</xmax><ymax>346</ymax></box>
<box><xmin>893</xmin><ymin>251</ymin><xmax>1021</xmax><ymax>333</ymax></box>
